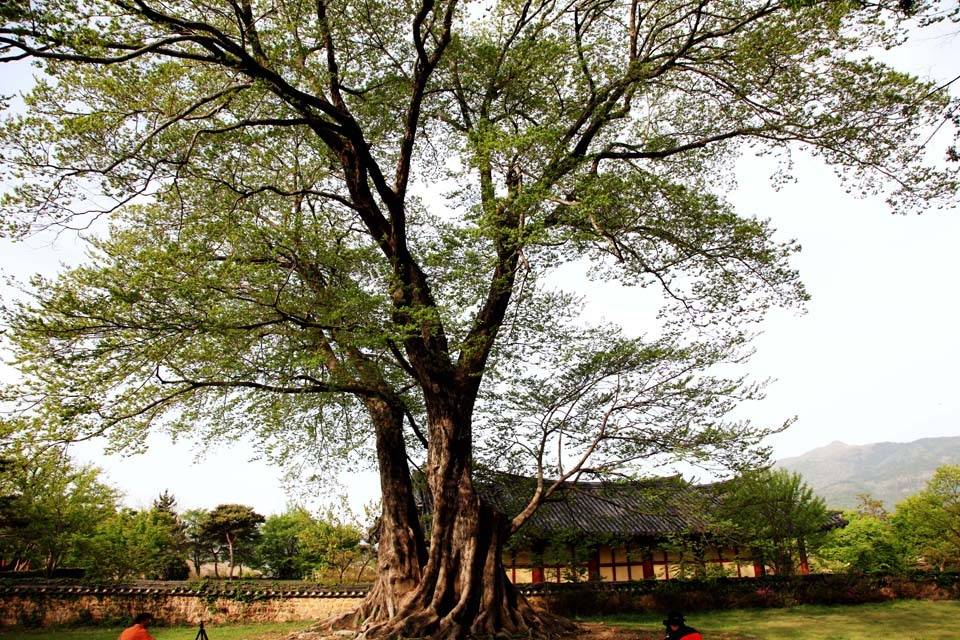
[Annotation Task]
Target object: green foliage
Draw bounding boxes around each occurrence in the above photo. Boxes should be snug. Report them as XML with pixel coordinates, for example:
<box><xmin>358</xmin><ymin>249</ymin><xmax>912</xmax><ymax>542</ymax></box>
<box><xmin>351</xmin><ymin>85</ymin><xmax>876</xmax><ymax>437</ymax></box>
<box><xmin>818</xmin><ymin>512</ymin><xmax>908</xmax><ymax>574</ymax></box>
<box><xmin>201</xmin><ymin>504</ymin><xmax>265</xmax><ymax>578</ymax></box>
<box><xmin>0</xmin><ymin>0</ymin><xmax>953</xmax><ymax>483</ymax></box>
<box><xmin>716</xmin><ymin>469</ymin><xmax>829</xmax><ymax>575</ymax></box>
<box><xmin>81</xmin><ymin>505</ymin><xmax>187</xmax><ymax>581</ymax></box>
<box><xmin>255</xmin><ymin>507</ymin><xmax>316</xmax><ymax>579</ymax></box>
<box><xmin>0</xmin><ymin>429</ymin><xmax>118</xmax><ymax>574</ymax></box>
<box><xmin>0</xmin><ymin>456</ymin><xmax>26</xmax><ymax>542</ymax></box>
<box><xmin>893</xmin><ymin>464</ymin><xmax>960</xmax><ymax>571</ymax></box>
<box><xmin>180</xmin><ymin>508</ymin><xmax>213</xmax><ymax>577</ymax></box>
<box><xmin>299</xmin><ymin>516</ymin><xmax>367</xmax><ymax>583</ymax></box>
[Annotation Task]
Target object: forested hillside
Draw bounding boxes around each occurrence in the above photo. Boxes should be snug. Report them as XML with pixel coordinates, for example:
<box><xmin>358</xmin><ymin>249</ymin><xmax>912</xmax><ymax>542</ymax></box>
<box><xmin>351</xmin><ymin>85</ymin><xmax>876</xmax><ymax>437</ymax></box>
<box><xmin>777</xmin><ymin>437</ymin><xmax>960</xmax><ymax>509</ymax></box>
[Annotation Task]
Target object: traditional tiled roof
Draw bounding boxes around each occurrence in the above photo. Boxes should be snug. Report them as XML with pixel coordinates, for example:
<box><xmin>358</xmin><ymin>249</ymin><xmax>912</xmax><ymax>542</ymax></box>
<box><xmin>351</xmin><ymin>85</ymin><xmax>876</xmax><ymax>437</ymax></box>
<box><xmin>415</xmin><ymin>472</ymin><xmax>846</xmax><ymax>540</ymax></box>
<box><xmin>488</xmin><ymin>474</ymin><xmax>718</xmax><ymax>539</ymax></box>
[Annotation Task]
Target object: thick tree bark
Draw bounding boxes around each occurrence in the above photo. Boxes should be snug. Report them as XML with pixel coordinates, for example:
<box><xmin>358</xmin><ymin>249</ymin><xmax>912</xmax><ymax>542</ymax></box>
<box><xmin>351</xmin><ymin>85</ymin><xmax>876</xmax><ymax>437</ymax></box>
<box><xmin>374</xmin><ymin>403</ymin><xmax>567</xmax><ymax>638</ymax></box>
<box><xmin>317</xmin><ymin>399</ymin><xmax>570</xmax><ymax>639</ymax></box>
<box><xmin>323</xmin><ymin>399</ymin><xmax>428</xmax><ymax>628</ymax></box>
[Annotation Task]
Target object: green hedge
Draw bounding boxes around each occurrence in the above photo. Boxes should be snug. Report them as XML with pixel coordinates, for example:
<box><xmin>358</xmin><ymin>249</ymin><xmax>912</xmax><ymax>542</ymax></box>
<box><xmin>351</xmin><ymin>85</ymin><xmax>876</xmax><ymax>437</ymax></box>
<box><xmin>521</xmin><ymin>573</ymin><xmax>960</xmax><ymax>616</ymax></box>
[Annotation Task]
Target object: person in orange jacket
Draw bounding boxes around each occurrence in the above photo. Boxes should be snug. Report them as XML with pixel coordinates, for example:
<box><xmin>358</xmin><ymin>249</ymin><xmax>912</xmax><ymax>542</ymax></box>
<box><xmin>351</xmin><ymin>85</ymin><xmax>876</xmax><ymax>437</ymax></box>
<box><xmin>663</xmin><ymin>611</ymin><xmax>702</xmax><ymax>640</ymax></box>
<box><xmin>119</xmin><ymin>613</ymin><xmax>155</xmax><ymax>640</ymax></box>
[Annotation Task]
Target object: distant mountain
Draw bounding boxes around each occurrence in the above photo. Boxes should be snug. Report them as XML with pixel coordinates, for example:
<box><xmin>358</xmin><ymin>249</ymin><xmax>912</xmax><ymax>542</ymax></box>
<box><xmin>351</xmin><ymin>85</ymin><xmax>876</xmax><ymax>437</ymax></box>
<box><xmin>775</xmin><ymin>436</ymin><xmax>960</xmax><ymax>510</ymax></box>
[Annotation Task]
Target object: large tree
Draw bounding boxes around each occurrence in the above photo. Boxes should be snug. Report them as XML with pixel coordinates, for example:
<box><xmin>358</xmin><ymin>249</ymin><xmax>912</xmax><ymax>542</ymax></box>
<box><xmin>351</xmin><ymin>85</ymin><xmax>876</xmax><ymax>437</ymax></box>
<box><xmin>0</xmin><ymin>425</ymin><xmax>118</xmax><ymax>574</ymax></box>
<box><xmin>717</xmin><ymin>469</ymin><xmax>830</xmax><ymax>575</ymax></box>
<box><xmin>893</xmin><ymin>464</ymin><xmax>960</xmax><ymax>571</ymax></box>
<box><xmin>202</xmin><ymin>503</ymin><xmax>265</xmax><ymax>578</ymax></box>
<box><xmin>1</xmin><ymin>0</ymin><xmax>957</xmax><ymax>636</ymax></box>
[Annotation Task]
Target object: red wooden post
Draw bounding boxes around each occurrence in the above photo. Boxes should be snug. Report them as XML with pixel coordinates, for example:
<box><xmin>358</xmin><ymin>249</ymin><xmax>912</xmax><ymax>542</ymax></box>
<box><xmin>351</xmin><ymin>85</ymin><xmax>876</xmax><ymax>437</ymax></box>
<box><xmin>798</xmin><ymin>539</ymin><xmax>810</xmax><ymax>575</ymax></box>
<box><xmin>587</xmin><ymin>549</ymin><xmax>600</xmax><ymax>581</ymax></box>
<box><xmin>753</xmin><ymin>561</ymin><xmax>765</xmax><ymax>577</ymax></box>
<box><xmin>642</xmin><ymin>555</ymin><xmax>654</xmax><ymax>579</ymax></box>
<box><xmin>531</xmin><ymin>567</ymin><xmax>544</xmax><ymax>584</ymax></box>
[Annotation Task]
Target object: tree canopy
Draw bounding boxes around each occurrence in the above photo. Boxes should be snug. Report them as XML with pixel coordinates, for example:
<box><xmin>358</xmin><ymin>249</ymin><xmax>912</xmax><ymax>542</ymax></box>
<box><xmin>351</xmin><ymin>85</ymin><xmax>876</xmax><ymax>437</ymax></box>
<box><xmin>0</xmin><ymin>423</ymin><xmax>118</xmax><ymax>574</ymax></box>
<box><xmin>818</xmin><ymin>510</ymin><xmax>907</xmax><ymax>574</ymax></box>
<box><xmin>717</xmin><ymin>468</ymin><xmax>830</xmax><ymax>575</ymax></box>
<box><xmin>202</xmin><ymin>503</ymin><xmax>265</xmax><ymax>577</ymax></box>
<box><xmin>2</xmin><ymin>0</ymin><xmax>958</xmax><ymax>636</ymax></box>
<box><xmin>894</xmin><ymin>464</ymin><xmax>960</xmax><ymax>571</ymax></box>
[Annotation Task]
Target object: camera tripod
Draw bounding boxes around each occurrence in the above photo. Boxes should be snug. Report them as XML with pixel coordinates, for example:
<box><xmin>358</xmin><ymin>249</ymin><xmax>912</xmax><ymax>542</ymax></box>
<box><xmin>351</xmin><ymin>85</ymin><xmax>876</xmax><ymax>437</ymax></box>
<box><xmin>194</xmin><ymin>621</ymin><xmax>210</xmax><ymax>640</ymax></box>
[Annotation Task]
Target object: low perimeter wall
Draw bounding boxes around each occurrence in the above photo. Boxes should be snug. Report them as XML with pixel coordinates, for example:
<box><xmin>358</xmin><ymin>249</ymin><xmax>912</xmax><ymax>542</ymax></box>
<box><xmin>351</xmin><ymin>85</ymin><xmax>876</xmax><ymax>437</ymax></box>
<box><xmin>0</xmin><ymin>583</ymin><xmax>367</xmax><ymax>628</ymax></box>
<box><xmin>3</xmin><ymin>573</ymin><xmax>960</xmax><ymax>628</ymax></box>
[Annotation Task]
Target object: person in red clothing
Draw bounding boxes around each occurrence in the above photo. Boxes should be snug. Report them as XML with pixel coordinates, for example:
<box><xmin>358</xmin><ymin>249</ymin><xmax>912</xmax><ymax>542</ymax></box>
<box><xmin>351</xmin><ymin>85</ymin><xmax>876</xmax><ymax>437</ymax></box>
<box><xmin>119</xmin><ymin>613</ymin><xmax>155</xmax><ymax>640</ymax></box>
<box><xmin>663</xmin><ymin>611</ymin><xmax>702</xmax><ymax>640</ymax></box>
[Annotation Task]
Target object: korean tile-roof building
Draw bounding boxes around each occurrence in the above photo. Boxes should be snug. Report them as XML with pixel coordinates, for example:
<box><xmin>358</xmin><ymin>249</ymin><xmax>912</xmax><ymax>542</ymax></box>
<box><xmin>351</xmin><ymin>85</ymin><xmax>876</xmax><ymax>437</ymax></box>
<box><xmin>416</xmin><ymin>473</ymin><xmax>843</xmax><ymax>584</ymax></box>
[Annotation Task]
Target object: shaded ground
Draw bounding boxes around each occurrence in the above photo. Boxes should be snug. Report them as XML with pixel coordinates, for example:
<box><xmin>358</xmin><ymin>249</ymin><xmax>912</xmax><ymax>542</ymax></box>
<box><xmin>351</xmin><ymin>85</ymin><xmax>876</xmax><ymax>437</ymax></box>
<box><xmin>0</xmin><ymin>621</ymin><xmax>304</xmax><ymax>640</ymax></box>
<box><xmin>2</xmin><ymin>600</ymin><xmax>959</xmax><ymax>639</ymax></box>
<box><xmin>580</xmin><ymin>621</ymin><xmax>747</xmax><ymax>640</ymax></box>
<box><xmin>581</xmin><ymin>600</ymin><xmax>960</xmax><ymax>639</ymax></box>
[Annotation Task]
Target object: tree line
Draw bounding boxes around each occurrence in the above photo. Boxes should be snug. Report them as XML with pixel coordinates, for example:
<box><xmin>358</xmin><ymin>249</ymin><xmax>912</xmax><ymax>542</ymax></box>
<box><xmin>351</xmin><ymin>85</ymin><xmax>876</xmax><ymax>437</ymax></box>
<box><xmin>499</xmin><ymin>467</ymin><xmax>960</xmax><ymax>581</ymax></box>
<box><xmin>2</xmin><ymin>439</ymin><xmax>958</xmax><ymax>582</ymax></box>
<box><xmin>817</xmin><ymin>464</ymin><xmax>960</xmax><ymax>575</ymax></box>
<box><xmin>680</xmin><ymin>466</ymin><xmax>960</xmax><ymax>577</ymax></box>
<box><xmin>0</xmin><ymin>442</ymin><xmax>373</xmax><ymax>582</ymax></box>
<box><xmin>717</xmin><ymin>465</ymin><xmax>960</xmax><ymax>576</ymax></box>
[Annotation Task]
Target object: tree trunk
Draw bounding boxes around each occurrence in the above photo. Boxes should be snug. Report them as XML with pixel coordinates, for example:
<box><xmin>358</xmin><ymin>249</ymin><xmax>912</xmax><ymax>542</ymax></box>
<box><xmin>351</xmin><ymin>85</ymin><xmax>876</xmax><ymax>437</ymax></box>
<box><xmin>362</xmin><ymin>469</ymin><xmax>566</xmax><ymax>639</ymax></box>
<box><xmin>321</xmin><ymin>399</ymin><xmax>427</xmax><ymax>629</ymax></box>
<box><xmin>797</xmin><ymin>538</ymin><xmax>810</xmax><ymax>576</ymax></box>
<box><xmin>324</xmin><ymin>401</ymin><xmax>570</xmax><ymax>640</ymax></box>
<box><xmin>227</xmin><ymin>535</ymin><xmax>235</xmax><ymax>578</ymax></box>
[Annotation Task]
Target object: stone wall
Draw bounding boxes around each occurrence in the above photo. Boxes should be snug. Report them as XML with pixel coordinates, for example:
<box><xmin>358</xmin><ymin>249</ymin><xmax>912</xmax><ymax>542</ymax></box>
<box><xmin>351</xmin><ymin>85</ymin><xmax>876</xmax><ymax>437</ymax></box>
<box><xmin>4</xmin><ymin>573</ymin><xmax>960</xmax><ymax>629</ymax></box>
<box><xmin>0</xmin><ymin>584</ymin><xmax>366</xmax><ymax>628</ymax></box>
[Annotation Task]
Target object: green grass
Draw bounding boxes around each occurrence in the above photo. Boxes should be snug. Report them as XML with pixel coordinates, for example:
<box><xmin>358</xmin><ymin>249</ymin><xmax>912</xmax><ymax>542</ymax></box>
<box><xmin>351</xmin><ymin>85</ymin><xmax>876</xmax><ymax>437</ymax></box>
<box><xmin>0</xmin><ymin>621</ymin><xmax>306</xmax><ymax>640</ymax></box>
<box><xmin>4</xmin><ymin>602</ymin><xmax>960</xmax><ymax>639</ymax></box>
<box><xmin>586</xmin><ymin>600</ymin><xmax>960</xmax><ymax>639</ymax></box>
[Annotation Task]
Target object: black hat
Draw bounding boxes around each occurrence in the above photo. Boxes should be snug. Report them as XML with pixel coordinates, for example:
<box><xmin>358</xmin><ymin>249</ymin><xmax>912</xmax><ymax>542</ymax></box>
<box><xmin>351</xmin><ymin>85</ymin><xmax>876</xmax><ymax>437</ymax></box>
<box><xmin>663</xmin><ymin>611</ymin><xmax>685</xmax><ymax>626</ymax></box>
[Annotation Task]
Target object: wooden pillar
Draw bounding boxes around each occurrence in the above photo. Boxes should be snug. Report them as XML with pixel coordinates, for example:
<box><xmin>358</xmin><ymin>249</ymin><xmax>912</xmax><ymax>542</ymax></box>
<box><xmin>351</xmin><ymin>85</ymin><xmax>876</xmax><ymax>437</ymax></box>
<box><xmin>531</xmin><ymin>566</ymin><xmax>544</xmax><ymax>584</ymax></box>
<box><xmin>587</xmin><ymin>548</ymin><xmax>600</xmax><ymax>582</ymax></box>
<box><xmin>625</xmin><ymin>543</ymin><xmax>632</xmax><ymax>581</ymax></box>
<box><xmin>642</xmin><ymin>551</ymin><xmax>655</xmax><ymax>580</ymax></box>
<box><xmin>798</xmin><ymin>538</ymin><xmax>810</xmax><ymax>576</ymax></box>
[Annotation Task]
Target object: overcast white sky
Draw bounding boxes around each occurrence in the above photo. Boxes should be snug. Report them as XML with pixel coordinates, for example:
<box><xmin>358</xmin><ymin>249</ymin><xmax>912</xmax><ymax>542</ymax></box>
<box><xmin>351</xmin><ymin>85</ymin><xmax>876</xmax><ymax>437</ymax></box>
<box><xmin>1</xmin><ymin>19</ymin><xmax>958</xmax><ymax>516</ymax></box>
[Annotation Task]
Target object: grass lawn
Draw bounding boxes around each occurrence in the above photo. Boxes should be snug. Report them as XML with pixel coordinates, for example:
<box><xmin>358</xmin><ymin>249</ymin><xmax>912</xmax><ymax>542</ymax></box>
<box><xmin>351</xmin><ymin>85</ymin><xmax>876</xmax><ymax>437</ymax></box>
<box><xmin>585</xmin><ymin>600</ymin><xmax>960</xmax><ymax>639</ymax></box>
<box><xmin>0</xmin><ymin>621</ymin><xmax>306</xmax><ymax>640</ymax></box>
<box><xmin>4</xmin><ymin>601</ymin><xmax>960</xmax><ymax>639</ymax></box>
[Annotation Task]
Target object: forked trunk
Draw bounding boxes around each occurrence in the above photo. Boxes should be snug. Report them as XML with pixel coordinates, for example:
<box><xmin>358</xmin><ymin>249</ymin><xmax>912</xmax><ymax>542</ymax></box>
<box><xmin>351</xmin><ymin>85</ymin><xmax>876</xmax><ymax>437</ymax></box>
<box><xmin>318</xmin><ymin>403</ymin><xmax>571</xmax><ymax>639</ymax></box>
<box><xmin>362</xmin><ymin>479</ymin><xmax>561</xmax><ymax>639</ymax></box>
